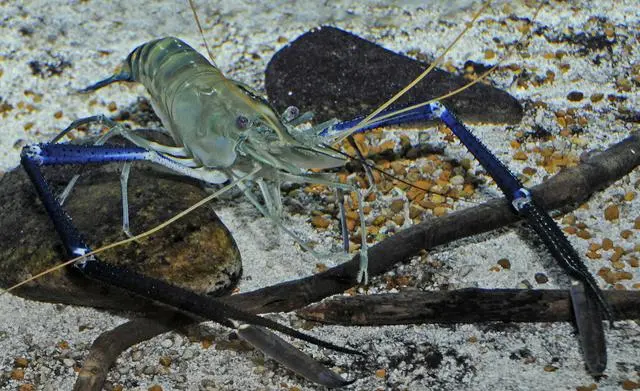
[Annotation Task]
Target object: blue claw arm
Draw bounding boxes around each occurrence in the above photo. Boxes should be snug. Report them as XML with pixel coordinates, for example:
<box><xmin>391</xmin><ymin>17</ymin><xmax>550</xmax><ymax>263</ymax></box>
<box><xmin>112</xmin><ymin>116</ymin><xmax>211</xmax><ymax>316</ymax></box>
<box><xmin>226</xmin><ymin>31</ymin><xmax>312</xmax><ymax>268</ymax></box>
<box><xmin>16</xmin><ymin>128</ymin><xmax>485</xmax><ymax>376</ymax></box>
<box><xmin>20</xmin><ymin>142</ymin><xmax>361</xmax><ymax>357</ymax></box>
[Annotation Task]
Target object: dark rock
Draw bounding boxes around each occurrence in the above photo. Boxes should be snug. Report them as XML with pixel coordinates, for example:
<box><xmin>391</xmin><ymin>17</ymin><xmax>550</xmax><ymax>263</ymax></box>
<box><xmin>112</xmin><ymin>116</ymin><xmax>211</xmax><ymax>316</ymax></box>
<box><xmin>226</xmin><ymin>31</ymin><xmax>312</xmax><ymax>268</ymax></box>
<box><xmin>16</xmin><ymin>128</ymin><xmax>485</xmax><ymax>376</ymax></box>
<box><xmin>0</xmin><ymin>161</ymin><xmax>241</xmax><ymax>311</ymax></box>
<box><xmin>266</xmin><ymin>26</ymin><xmax>523</xmax><ymax>125</ymax></box>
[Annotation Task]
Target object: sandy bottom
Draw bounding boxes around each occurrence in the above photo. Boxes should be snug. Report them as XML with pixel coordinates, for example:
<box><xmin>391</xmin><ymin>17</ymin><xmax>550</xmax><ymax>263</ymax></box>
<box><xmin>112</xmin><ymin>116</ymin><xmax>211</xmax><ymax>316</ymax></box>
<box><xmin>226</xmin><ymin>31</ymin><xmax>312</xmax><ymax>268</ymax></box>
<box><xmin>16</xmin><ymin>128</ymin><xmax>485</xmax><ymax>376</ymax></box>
<box><xmin>0</xmin><ymin>0</ymin><xmax>638</xmax><ymax>390</ymax></box>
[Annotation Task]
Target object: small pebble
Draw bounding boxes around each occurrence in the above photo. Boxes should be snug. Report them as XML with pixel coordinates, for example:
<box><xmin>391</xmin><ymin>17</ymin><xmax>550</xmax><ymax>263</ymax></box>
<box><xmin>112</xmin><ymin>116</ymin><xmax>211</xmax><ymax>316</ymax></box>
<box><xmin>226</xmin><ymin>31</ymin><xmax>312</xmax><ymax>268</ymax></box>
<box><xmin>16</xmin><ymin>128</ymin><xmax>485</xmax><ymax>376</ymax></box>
<box><xmin>622</xmin><ymin>379</ymin><xmax>640</xmax><ymax>390</ymax></box>
<box><xmin>11</xmin><ymin>368</ymin><xmax>25</xmax><ymax>380</ymax></box>
<box><xmin>604</xmin><ymin>204</ymin><xmax>619</xmax><ymax>221</ymax></box>
<box><xmin>612</xmin><ymin>261</ymin><xmax>625</xmax><ymax>270</ymax></box>
<box><xmin>375</xmin><ymin>368</ymin><xmax>386</xmax><ymax>378</ymax></box>
<box><xmin>534</xmin><ymin>273</ymin><xmax>548</xmax><ymax>284</ymax></box>
<box><xmin>576</xmin><ymin>230</ymin><xmax>591</xmax><ymax>239</ymax></box>
<box><xmin>586</xmin><ymin>251</ymin><xmax>601</xmax><ymax>259</ymax></box>
<box><xmin>433</xmin><ymin>206</ymin><xmax>447</xmax><ymax>217</ymax></box>
<box><xmin>161</xmin><ymin>338</ymin><xmax>173</xmax><ymax>348</ymax></box>
<box><xmin>513</xmin><ymin>151</ymin><xmax>528</xmax><ymax>160</ymax></box>
<box><xmin>602</xmin><ymin>238</ymin><xmax>614</xmax><ymax>250</ymax></box>
<box><xmin>389</xmin><ymin>199</ymin><xmax>404</xmax><ymax>213</ymax></box>
<box><xmin>567</xmin><ymin>91</ymin><xmax>584</xmax><ymax>101</ymax></box>
<box><xmin>497</xmin><ymin>258</ymin><xmax>511</xmax><ymax>269</ymax></box>
<box><xmin>562</xmin><ymin>214</ymin><xmax>577</xmax><ymax>225</ymax></box>
<box><xmin>311</xmin><ymin>215</ymin><xmax>331</xmax><ymax>229</ymax></box>
<box><xmin>131</xmin><ymin>350</ymin><xmax>143</xmax><ymax>361</ymax></box>
<box><xmin>62</xmin><ymin>358</ymin><xmax>75</xmax><ymax>367</ymax></box>
<box><xmin>14</xmin><ymin>357</ymin><xmax>29</xmax><ymax>368</ymax></box>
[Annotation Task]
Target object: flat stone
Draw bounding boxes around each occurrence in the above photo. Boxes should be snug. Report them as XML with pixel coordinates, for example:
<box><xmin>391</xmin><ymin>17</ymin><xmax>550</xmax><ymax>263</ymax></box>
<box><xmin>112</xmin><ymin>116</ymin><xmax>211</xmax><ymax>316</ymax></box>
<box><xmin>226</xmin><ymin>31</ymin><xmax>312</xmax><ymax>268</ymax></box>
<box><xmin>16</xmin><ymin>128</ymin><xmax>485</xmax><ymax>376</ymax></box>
<box><xmin>0</xmin><ymin>160</ymin><xmax>242</xmax><ymax>311</ymax></box>
<box><xmin>266</xmin><ymin>26</ymin><xmax>523</xmax><ymax>124</ymax></box>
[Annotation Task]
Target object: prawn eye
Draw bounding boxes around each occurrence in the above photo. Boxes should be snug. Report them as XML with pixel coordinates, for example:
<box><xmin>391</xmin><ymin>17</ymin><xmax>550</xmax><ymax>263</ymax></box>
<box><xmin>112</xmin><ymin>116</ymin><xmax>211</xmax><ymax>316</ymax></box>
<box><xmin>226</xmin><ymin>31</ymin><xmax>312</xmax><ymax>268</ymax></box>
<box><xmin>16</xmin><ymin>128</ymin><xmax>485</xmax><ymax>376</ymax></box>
<box><xmin>236</xmin><ymin>115</ymin><xmax>249</xmax><ymax>129</ymax></box>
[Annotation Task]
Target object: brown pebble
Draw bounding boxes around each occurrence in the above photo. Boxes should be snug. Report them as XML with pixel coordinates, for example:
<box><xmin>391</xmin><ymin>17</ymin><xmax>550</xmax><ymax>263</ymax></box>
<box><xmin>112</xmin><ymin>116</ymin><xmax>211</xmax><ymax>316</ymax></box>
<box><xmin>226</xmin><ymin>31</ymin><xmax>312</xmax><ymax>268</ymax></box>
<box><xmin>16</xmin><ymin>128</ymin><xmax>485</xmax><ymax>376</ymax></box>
<box><xmin>576</xmin><ymin>384</ymin><xmax>598</xmax><ymax>391</ymax></box>
<box><xmin>14</xmin><ymin>357</ymin><xmax>28</xmax><ymax>368</ymax></box>
<box><xmin>375</xmin><ymin>368</ymin><xmax>386</xmax><ymax>378</ymax></box>
<box><xmin>148</xmin><ymin>386</ymin><xmax>163</xmax><ymax>391</ymax></box>
<box><xmin>567</xmin><ymin>91</ymin><xmax>584</xmax><ymax>101</ymax></box>
<box><xmin>622</xmin><ymin>379</ymin><xmax>640</xmax><ymax>390</ymax></box>
<box><xmin>390</xmin><ymin>199</ymin><xmax>404</xmax><ymax>213</ymax></box>
<box><xmin>497</xmin><ymin>258</ymin><xmax>511</xmax><ymax>269</ymax></box>
<box><xmin>535</xmin><ymin>273</ymin><xmax>549</xmax><ymax>284</ymax></box>
<box><xmin>409</xmin><ymin>205</ymin><xmax>424</xmax><ymax>219</ymax></box>
<box><xmin>588</xmin><ymin>243</ymin><xmax>601</xmax><ymax>251</ymax></box>
<box><xmin>489</xmin><ymin>265</ymin><xmax>501</xmax><ymax>272</ymax></box>
<box><xmin>562</xmin><ymin>214</ymin><xmax>577</xmax><ymax>225</ymax></box>
<box><xmin>393</xmin><ymin>214</ymin><xmax>405</xmax><ymax>226</ymax></box>
<box><xmin>53</xmin><ymin>110</ymin><xmax>63</xmax><ymax>119</ymax></box>
<box><xmin>611</xmin><ymin>248</ymin><xmax>624</xmax><ymax>263</ymax></box>
<box><xmin>10</xmin><ymin>368</ymin><xmax>25</xmax><ymax>380</ymax></box>
<box><xmin>586</xmin><ymin>250</ymin><xmax>601</xmax><ymax>260</ymax></box>
<box><xmin>513</xmin><ymin>151</ymin><xmax>528</xmax><ymax>160</ymax></box>
<box><xmin>468</xmin><ymin>336</ymin><xmax>478</xmax><ymax>343</ymax></box>
<box><xmin>18</xmin><ymin>385</ymin><xmax>35</xmax><ymax>391</ymax></box>
<box><xmin>390</xmin><ymin>161</ymin><xmax>406</xmax><ymax>176</ymax></box>
<box><xmin>590</xmin><ymin>93</ymin><xmax>604</xmax><ymax>102</ymax></box>
<box><xmin>628</xmin><ymin>257</ymin><xmax>639</xmax><ymax>268</ymax></box>
<box><xmin>564</xmin><ymin>226</ymin><xmax>578</xmax><ymax>235</ymax></box>
<box><xmin>634</xmin><ymin>217</ymin><xmax>640</xmax><ymax>230</ymax></box>
<box><xmin>602</xmin><ymin>238</ymin><xmax>614</xmax><ymax>250</ymax></box>
<box><xmin>433</xmin><ymin>206</ymin><xmax>448</xmax><ymax>217</ymax></box>
<box><xmin>543</xmin><ymin>364</ymin><xmax>558</xmax><ymax>372</ymax></box>
<box><xmin>604</xmin><ymin>204</ymin><xmax>619</xmax><ymax>221</ymax></box>
<box><xmin>107</xmin><ymin>101</ymin><xmax>117</xmax><ymax>112</ymax></box>
<box><xmin>576</xmin><ymin>229</ymin><xmax>591</xmax><ymax>239</ymax></box>
<box><xmin>612</xmin><ymin>261</ymin><xmax>625</xmax><ymax>270</ymax></box>
<box><xmin>201</xmin><ymin>338</ymin><xmax>213</xmax><ymax>349</ymax></box>
<box><xmin>617</xmin><ymin>271</ymin><xmax>633</xmax><ymax>280</ymax></box>
<box><xmin>621</xmin><ymin>230</ymin><xmax>633</xmax><ymax>239</ymax></box>
<box><xmin>372</xmin><ymin>215</ymin><xmax>386</xmax><ymax>226</ymax></box>
<box><xmin>624</xmin><ymin>191</ymin><xmax>636</xmax><ymax>201</ymax></box>
<box><xmin>311</xmin><ymin>215</ymin><xmax>331</xmax><ymax>229</ymax></box>
<box><xmin>159</xmin><ymin>356</ymin><xmax>172</xmax><ymax>367</ymax></box>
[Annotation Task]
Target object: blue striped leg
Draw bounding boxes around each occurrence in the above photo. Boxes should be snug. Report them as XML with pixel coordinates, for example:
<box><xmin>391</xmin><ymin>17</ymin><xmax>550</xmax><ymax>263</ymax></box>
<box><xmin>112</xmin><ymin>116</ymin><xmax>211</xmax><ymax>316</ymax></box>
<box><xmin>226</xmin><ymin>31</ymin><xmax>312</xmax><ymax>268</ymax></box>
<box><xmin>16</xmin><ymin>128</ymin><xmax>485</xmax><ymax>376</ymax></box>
<box><xmin>428</xmin><ymin>101</ymin><xmax>610</xmax><ymax>375</ymax></box>
<box><xmin>19</xmin><ymin>142</ymin><xmax>360</xmax><ymax>357</ymax></box>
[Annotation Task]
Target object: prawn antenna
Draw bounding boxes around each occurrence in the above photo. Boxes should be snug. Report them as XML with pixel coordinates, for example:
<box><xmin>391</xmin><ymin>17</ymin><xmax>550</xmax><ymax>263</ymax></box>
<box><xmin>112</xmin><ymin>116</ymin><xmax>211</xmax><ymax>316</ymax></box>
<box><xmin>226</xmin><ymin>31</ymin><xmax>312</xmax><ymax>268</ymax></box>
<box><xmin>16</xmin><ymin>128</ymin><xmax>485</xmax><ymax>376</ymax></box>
<box><xmin>188</xmin><ymin>0</ymin><xmax>218</xmax><ymax>68</ymax></box>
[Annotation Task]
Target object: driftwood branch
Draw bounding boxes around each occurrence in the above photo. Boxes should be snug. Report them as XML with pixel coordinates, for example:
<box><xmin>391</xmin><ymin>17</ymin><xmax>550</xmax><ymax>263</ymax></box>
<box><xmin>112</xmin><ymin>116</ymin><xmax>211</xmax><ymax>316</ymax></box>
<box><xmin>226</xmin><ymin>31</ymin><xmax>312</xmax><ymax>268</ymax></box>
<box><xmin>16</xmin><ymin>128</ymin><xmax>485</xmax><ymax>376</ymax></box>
<box><xmin>221</xmin><ymin>131</ymin><xmax>640</xmax><ymax>314</ymax></box>
<box><xmin>296</xmin><ymin>289</ymin><xmax>640</xmax><ymax>325</ymax></box>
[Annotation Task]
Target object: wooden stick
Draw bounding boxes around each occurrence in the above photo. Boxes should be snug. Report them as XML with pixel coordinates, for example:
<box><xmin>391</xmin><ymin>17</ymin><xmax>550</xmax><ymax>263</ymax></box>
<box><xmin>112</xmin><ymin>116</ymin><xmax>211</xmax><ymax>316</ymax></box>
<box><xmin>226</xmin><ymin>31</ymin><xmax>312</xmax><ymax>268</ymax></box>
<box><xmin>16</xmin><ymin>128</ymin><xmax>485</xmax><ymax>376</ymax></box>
<box><xmin>296</xmin><ymin>289</ymin><xmax>640</xmax><ymax>325</ymax></box>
